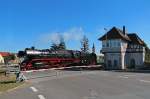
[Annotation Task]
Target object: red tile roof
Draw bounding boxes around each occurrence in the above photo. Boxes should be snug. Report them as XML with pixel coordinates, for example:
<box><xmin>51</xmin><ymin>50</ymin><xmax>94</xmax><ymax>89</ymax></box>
<box><xmin>0</xmin><ymin>52</ymin><xmax>11</xmax><ymax>57</ymax></box>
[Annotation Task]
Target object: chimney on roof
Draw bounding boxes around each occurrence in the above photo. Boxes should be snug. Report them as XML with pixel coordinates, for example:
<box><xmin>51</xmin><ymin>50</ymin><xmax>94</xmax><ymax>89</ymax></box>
<box><xmin>123</xmin><ymin>26</ymin><xmax>126</xmax><ymax>35</ymax></box>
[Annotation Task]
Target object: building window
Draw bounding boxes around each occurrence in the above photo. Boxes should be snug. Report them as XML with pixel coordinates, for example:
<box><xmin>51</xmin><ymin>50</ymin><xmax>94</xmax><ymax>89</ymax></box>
<box><xmin>104</xmin><ymin>39</ymin><xmax>122</xmax><ymax>48</ymax></box>
<box><xmin>131</xmin><ymin>45</ymin><xmax>133</xmax><ymax>48</ymax></box>
<box><xmin>108</xmin><ymin>60</ymin><xmax>112</xmax><ymax>68</ymax></box>
<box><xmin>114</xmin><ymin>60</ymin><xmax>118</xmax><ymax>67</ymax></box>
<box><xmin>117</xmin><ymin>42</ymin><xmax>120</xmax><ymax>47</ymax></box>
<box><xmin>106</xmin><ymin>42</ymin><xmax>109</xmax><ymax>47</ymax></box>
<box><xmin>102</xmin><ymin>44</ymin><xmax>105</xmax><ymax>47</ymax></box>
<box><xmin>110</xmin><ymin>39</ymin><xmax>120</xmax><ymax>47</ymax></box>
<box><xmin>114</xmin><ymin>40</ymin><xmax>117</xmax><ymax>47</ymax></box>
<box><xmin>102</xmin><ymin>41</ymin><xmax>106</xmax><ymax>48</ymax></box>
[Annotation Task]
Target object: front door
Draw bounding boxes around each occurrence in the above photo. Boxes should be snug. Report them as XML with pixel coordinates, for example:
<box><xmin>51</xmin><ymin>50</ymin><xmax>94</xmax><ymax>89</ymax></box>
<box><xmin>108</xmin><ymin>60</ymin><xmax>112</xmax><ymax>69</ymax></box>
<box><xmin>114</xmin><ymin>60</ymin><xmax>118</xmax><ymax>69</ymax></box>
<box><xmin>130</xmin><ymin>59</ymin><xmax>135</xmax><ymax>69</ymax></box>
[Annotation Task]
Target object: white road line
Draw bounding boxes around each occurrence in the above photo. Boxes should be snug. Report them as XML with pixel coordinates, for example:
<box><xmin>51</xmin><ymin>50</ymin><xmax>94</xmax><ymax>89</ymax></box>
<box><xmin>140</xmin><ymin>80</ymin><xmax>150</xmax><ymax>83</ymax></box>
<box><xmin>123</xmin><ymin>76</ymin><xmax>129</xmax><ymax>78</ymax></box>
<box><xmin>30</xmin><ymin>86</ymin><xmax>38</xmax><ymax>92</ymax></box>
<box><xmin>123</xmin><ymin>75</ymin><xmax>136</xmax><ymax>77</ymax></box>
<box><xmin>119</xmin><ymin>76</ymin><xmax>129</xmax><ymax>78</ymax></box>
<box><xmin>38</xmin><ymin>95</ymin><xmax>46</xmax><ymax>99</ymax></box>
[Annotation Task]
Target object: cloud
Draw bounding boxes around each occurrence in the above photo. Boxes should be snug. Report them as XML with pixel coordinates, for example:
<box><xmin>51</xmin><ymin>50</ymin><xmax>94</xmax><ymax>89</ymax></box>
<box><xmin>40</xmin><ymin>27</ymin><xmax>84</xmax><ymax>44</ymax></box>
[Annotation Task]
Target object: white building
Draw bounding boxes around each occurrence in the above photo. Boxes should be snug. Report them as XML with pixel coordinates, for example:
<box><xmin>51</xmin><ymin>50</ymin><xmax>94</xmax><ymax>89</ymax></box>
<box><xmin>98</xmin><ymin>26</ymin><xmax>145</xmax><ymax>70</ymax></box>
<box><xmin>0</xmin><ymin>54</ymin><xmax>5</xmax><ymax>64</ymax></box>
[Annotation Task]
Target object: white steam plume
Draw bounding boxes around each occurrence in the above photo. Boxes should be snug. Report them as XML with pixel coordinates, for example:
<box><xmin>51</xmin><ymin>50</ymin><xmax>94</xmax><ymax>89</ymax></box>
<box><xmin>40</xmin><ymin>27</ymin><xmax>84</xmax><ymax>44</ymax></box>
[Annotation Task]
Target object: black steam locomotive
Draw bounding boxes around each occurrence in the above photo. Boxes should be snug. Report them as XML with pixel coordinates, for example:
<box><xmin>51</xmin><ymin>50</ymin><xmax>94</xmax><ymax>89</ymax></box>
<box><xmin>19</xmin><ymin>50</ymin><xmax>97</xmax><ymax>70</ymax></box>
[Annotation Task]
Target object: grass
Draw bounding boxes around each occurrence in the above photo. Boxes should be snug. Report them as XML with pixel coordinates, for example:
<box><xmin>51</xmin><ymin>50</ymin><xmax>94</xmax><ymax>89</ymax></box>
<box><xmin>0</xmin><ymin>69</ymin><xmax>6</xmax><ymax>74</ymax></box>
<box><xmin>0</xmin><ymin>73</ymin><xmax>24</xmax><ymax>92</ymax></box>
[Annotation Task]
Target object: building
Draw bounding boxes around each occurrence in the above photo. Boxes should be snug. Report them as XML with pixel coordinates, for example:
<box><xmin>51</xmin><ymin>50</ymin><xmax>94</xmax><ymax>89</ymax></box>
<box><xmin>0</xmin><ymin>52</ymin><xmax>11</xmax><ymax>64</ymax></box>
<box><xmin>0</xmin><ymin>52</ymin><xmax>20</xmax><ymax>64</ymax></box>
<box><xmin>0</xmin><ymin>54</ymin><xmax>4</xmax><ymax>64</ymax></box>
<box><xmin>98</xmin><ymin>26</ymin><xmax>145</xmax><ymax>70</ymax></box>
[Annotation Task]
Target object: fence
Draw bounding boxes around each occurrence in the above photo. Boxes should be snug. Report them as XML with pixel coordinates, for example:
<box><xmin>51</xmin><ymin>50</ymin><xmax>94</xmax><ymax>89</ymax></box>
<box><xmin>0</xmin><ymin>64</ymin><xmax>20</xmax><ymax>74</ymax></box>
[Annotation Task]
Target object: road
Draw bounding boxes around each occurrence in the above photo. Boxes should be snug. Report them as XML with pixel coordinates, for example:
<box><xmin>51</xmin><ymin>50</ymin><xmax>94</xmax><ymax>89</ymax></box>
<box><xmin>0</xmin><ymin>69</ymin><xmax>150</xmax><ymax>99</ymax></box>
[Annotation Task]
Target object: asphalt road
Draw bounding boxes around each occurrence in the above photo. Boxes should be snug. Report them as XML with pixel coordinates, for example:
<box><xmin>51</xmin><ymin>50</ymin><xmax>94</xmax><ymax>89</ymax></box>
<box><xmin>0</xmin><ymin>69</ymin><xmax>150</xmax><ymax>99</ymax></box>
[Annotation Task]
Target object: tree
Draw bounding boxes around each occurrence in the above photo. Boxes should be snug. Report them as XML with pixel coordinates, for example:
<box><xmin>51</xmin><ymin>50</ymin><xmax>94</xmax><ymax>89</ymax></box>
<box><xmin>18</xmin><ymin>51</ymin><xmax>26</xmax><ymax>57</ymax></box>
<box><xmin>81</xmin><ymin>35</ymin><xmax>89</xmax><ymax>53</ymax></box>
<box><xmin>25</xmin><ymin>48</ymin><xmax>30</xmax><ymax>51</ymax></box>
<box><xmin>50</xmin><ymin>43</ymin><xmax>59</xmax><ymax>51</ymax></box>
<box><xmin>58</xmin><ymin>35</ymin><xmax>66</xmax><ymax>50</ymax></box>
<box><xmin>92</xmin><ymin>43</ymin><xmax>95</xmax><ymax>53</ymax></box>
<box><xmin>50</xmin><ymin>35</ymin><xmax>66</xmax><ymax>51</ymax></box>
<box><xmin>31</xmin><ymin>46</ymin><xmax>35</xmax><ymax>50</ymax></box>
<box><xmin>4</xmin><ymin>54</ymin><xmax>15</xmax><ymax>64</ymax></box>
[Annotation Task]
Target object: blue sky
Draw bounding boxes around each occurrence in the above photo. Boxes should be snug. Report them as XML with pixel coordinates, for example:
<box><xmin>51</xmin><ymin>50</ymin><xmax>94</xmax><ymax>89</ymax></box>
<box><xmin>0</xmin><ymin>0</ymin><xmax>150</xmax><ymax>54</ymax></box>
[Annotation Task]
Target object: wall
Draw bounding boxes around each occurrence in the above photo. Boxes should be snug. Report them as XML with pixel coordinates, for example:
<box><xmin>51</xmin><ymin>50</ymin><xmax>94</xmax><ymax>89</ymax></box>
<box><xmin>125</xmin><ymin>52</ymin><xmax>145</xmax><ymax>69</ymax></box>
<box><xmin>0</xmin><ymin>55</ymin><xmax>4</xmax><ymax>64</ymax></box>
<box><xmin>101</xmin><ymin>39</ymin><xmax>145</xmax><ymax>70</ymax></box>
<box><xmin>105</xmin><ymin>53</ymin><xmax>121</xmax><ymax>69</ymax></box>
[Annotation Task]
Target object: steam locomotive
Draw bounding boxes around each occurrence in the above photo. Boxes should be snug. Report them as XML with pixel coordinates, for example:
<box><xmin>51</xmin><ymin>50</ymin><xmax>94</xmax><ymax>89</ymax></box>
<box><xmin>19</xmin><ymin>50</ymin><xmax>97</xmax><ymax>70</ymax></box>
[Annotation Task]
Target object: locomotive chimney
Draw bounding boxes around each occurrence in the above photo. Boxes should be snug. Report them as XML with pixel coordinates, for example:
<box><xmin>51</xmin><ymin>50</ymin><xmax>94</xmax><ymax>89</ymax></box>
<box><xmin>123</xmin><ymin>26</ymin><xmax>126</xmax><ymax>35</ymax></box>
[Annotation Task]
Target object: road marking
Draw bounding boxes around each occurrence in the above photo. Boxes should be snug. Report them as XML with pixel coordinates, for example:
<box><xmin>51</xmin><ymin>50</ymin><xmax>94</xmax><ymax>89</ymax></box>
<box><xmin>140</xmin><ymin>80</ymin><xmax>150</xmax><ymax>83</ymax></box>
<box><xmin>30</xmin><ymin>86</ymin><xmax>38</xmax><ymax>92</ymax></box>
<box><xmin>123</xmin><ymin>75</ymin><xmax>136</xmax><ymax>77</ymax></box>
<box><xmin>38</xmin><ymin>95</ymin><xmax>46</xmax><ymax>99</ymax></box>
<box><xmin>119</xmin><ymin>76</ymin><xmax>129</xmax><ymax>78</ymax></box>
<box><xmin>122</xmin><ymin>76</ymin><xmax>129</xmax><ymax>78</ymax></box>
